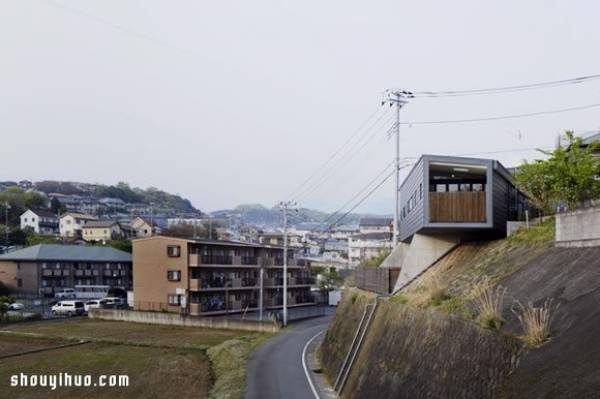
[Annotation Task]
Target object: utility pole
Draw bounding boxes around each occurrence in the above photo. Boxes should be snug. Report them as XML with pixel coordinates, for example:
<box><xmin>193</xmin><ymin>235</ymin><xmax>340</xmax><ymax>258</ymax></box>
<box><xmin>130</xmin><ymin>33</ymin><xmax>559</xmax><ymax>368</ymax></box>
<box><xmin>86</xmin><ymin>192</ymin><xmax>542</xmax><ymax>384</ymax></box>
<box><xmin>383</xmin><ymin>89</ymin><xmax>413</xmax><ymax>247</ymax></box>
<box><xmin>279</xmin><ymin>200</ymin><xmax>297</xmax><ymax>327</ymax></box>
<box><xmin>4</xmin><ymin>201</ymin><xmax>9</xmax><ymax>246</ymax></box>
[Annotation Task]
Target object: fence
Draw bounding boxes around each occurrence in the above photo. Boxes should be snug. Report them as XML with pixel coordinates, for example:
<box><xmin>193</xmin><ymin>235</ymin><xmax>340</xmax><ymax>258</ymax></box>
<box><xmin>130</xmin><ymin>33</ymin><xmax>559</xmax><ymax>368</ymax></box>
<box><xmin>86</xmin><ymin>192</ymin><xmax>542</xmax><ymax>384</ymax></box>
<box><xmin>354</xmin><ymin>267</ymin><xmax>401</xmax><ymax>294</ymax></box>
<box><xmin>429</xmin><ymin>192</ymin><xmax>486</xmax><ymax>222</ymax></box>
<box><xmin>89</xmin><ymin>308</ymin><xmax>280</xmax><ymax>333</ymax></box>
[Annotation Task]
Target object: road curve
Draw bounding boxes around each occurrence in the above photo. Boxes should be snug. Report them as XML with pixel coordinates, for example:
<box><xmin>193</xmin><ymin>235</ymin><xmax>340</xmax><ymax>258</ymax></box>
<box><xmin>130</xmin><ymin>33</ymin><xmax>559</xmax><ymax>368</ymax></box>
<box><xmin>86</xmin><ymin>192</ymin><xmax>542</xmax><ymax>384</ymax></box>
<box><xmin>245</xmin><ymin>314</ymin><xmax>332</xmax><ymax>399</ymax></box>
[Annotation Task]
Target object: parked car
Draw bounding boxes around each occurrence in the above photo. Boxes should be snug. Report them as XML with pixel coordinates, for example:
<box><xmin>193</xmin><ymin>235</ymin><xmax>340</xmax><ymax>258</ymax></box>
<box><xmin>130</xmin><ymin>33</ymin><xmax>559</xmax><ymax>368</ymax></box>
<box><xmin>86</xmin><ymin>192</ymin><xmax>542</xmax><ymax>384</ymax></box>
<box><xmin>8</xmin><ymin>302</ymin><xmax>24</xmax><ymax>310</ymax></box>
<box><xmin>103</xmin><ymin>297</ymin><xmax>127</xmax><ymax>307</ymax></box>
<box><xmin>55</xmin><ymin>288</ymin><xmax>76</xmax><ymax>299</ymax></box>
<box><xmin>51</xmin><ymin>300</ymin><xmax>85</xmax><ymax>316</ymax></box>
<box><xmin>84</xmin><ymin>299</ymin><xmax>107</xmax><ymax>313</ymax></box>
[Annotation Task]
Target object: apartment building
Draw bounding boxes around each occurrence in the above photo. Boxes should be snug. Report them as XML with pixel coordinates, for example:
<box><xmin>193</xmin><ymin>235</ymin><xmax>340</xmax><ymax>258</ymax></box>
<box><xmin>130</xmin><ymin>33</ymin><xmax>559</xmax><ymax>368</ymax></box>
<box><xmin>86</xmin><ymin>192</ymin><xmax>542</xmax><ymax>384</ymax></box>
<box><xmin>132</xmin><ymin>236</ymin><xmax>315</xmax><ymax>316</ymax></box>
<box><xmin>0</xmin><ymin>244</ymin><xmax>132</xmax><ymax>297</ymax></box>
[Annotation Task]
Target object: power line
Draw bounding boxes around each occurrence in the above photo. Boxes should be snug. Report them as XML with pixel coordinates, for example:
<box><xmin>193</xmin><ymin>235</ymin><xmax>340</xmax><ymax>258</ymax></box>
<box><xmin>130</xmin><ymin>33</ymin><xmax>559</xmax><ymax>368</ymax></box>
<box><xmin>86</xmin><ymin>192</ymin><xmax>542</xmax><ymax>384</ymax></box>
<box><xmin>295</xmin><ymin>113</ymin><xmax>394</xmax><ymax>204</ymax></box>
<box><xmin>317</xmin><ymin>170</ymin><xmax>395</xmax><ymax>238</ymax></box>
<box><xmin>42</xmin><ymin>0</ymin><xmax>193</xmax><ymax>57</ymax></box>
<box><xmin>308</xmin><ymin>162</ymin><xmax>394</xmax><ymax>235</ymax></box>
<box><xmin>401</xmin><ymin>102</ymin><xmax>600</xmax><ymax>125</ymax></box>
<box><xmin>286</xmin><ymin>105</ymin><xmax>386</xmax><ymax>201</ymax></box>
<box><xmin>412</xmin><ymin>73</ymin><xmax>600</xmax><ymax>98</ymax></box>
<box><xmin>293</xmin><ymin>109</ymin><xmax>394</xmax><ymax>203</ymax></box>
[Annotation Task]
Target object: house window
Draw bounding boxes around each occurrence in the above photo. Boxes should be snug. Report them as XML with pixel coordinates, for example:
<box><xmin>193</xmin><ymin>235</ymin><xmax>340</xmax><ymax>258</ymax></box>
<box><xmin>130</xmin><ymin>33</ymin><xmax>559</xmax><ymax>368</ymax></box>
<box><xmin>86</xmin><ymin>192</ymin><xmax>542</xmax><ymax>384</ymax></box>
<box><xmin>32</xmin><ymin>218</ymin><xmax>35</xmax><ymax>222</ymax></box>
<box><xmin>167</xmin><ymin>270</ymin><xmax>181</xmax><ymax>281</ymax></box>
<box><xmin>168</xmin><ymin>294</ymin><xmax>181</xmax><ymax>305</ymax></box>
<box><xmin>167</xmin><ymin>245</ymin><xmax>181</xmax><ymax>257</ymax></box>
<box><xmin>24</xmin><ymin>218</ymin><xmax>28</xmax><ymax>222</ymax></box>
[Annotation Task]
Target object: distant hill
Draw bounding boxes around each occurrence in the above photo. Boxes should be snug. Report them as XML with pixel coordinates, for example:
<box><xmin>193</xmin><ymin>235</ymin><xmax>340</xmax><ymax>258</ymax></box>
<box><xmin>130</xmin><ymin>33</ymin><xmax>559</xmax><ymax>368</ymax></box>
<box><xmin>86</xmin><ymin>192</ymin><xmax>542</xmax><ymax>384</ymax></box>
<box><xmin>31</xmin><ymin>180</ymin><xmax>200</xmax><ymax>216</ymax></box>
<box><xmin>211</xmin><ymin>203</ymin><xmax>390</xmax><ymax>229</ymax></box>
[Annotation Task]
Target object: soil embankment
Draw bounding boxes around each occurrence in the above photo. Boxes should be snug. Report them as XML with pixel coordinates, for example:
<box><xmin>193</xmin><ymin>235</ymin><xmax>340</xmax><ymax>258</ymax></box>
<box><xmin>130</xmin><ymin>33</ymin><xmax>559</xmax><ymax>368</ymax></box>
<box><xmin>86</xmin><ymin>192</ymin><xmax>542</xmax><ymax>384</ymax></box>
<box><xmin>321</xmin><ymin>237</ymin><xmax>600</xmax><ymax>398</ymax></box>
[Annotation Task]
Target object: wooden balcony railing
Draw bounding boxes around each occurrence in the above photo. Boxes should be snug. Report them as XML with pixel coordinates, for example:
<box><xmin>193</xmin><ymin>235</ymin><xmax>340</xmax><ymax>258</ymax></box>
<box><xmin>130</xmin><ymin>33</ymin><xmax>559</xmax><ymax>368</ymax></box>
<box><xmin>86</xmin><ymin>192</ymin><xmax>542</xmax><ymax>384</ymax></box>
<box><xmin>429</xmin><ymin>192</ymin><xmax>486</xmax><ymax>222</ymax></box>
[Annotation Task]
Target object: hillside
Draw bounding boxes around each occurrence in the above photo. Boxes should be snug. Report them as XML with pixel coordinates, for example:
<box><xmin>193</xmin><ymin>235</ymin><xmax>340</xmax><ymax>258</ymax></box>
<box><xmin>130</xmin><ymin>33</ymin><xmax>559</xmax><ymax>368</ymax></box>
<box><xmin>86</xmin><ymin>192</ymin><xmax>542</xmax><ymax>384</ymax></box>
<box><xmin>321</xmin><ymin>223</ymin><xmax>600</xmax><ymax>398</ymax></box>
<box><xmin>211</xmin><ymin>203</ymin><xmax>390</xmax><ymax>228</ymax></box>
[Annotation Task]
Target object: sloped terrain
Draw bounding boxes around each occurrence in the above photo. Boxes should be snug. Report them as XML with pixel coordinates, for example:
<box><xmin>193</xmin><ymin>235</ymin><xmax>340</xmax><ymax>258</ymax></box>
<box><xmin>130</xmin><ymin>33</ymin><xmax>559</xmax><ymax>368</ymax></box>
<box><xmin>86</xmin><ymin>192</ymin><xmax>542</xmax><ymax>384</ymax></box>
<box><xmin>321</xmin><ymin>225</ymin><xmax>600</xmax><ymax>398</ymax></box>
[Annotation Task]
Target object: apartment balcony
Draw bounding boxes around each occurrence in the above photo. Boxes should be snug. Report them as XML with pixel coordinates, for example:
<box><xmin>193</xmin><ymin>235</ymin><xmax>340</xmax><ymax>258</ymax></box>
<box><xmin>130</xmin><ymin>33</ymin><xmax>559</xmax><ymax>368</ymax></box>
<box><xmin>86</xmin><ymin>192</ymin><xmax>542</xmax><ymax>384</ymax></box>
<box><xmin>188</xmin><ymin>254</ymin><xmax>233</xmax><ymax>266</ymax></box>
<box><xmin>265</xmin><ymin>298</ymin><xmax>283</xmax><ymax>307</ymax></box>
<box><xmin>41</xmin><ymin>270</ymin><xmax>70</xmax><ymax>277</ymax></box>
<box><xmin>429</xmin><ymin>191</ymin><xmax>486</xmax><ymax>223</ymax></box>
<box><xmin>189</xmin><ymin>278</ymin><xmax>201</xmax><ymax>291</ymax></box>
<box><xmin>102</xmin><ymin>270</ymin><xmax>124</xmax><ymax>278</ymax></box>
<box><xmin>74</xmin><ymin>270</ymin><xmax>99</xmax><ymax>277</ymax></box>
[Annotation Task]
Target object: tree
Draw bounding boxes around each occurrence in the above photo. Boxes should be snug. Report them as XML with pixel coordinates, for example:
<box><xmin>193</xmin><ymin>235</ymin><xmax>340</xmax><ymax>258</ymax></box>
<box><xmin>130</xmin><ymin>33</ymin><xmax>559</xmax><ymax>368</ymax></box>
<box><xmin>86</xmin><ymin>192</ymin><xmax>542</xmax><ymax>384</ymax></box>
<box><xmin>318</xmin><ymin>266</ymin><xmax>343</xmax><ymax>299</ymax></box>
<box><xmin>515</xmin><ymin>131</ymin><xmax>600</xmax><ymax>213</ymax></box>
<box><xmin>545</xmin><ymin>131</ymin><xmax>600</xmax><ymax>208</ymax></box>
<box><xmin>50</xmin><ymin>197</ymin><xmax>67</xmax><ymax>215</ymax></box>
<box><xmin>514</xmin><ymin>159</ymin><xmax>555</xmax><ymax>219</ymax></box>
<box><xmin>110</xmin><ymin>237</ymin><xmax>132</xmax><ymax>253</ymax></box>
<box><xmin>362</xmin><ymin>250</ymin><xmax>391</xmax><ymax>267</ymax></box>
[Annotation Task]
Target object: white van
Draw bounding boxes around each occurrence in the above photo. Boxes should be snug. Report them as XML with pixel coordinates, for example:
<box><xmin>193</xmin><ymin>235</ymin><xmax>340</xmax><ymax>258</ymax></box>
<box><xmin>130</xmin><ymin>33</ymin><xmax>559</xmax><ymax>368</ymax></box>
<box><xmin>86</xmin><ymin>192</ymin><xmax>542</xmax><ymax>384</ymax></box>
<box><xmin>55</xmin><ymin>288</ymin><xmax>76</xmax><ymax>299</ymax></box>
<box><xmin>51</xmin><ymin>300</ymin><xmax>85</xmax><ymax>316</ymax></box>
<box><xmin>84</xmin><ymin>299</ymin><xmax>107</xmax><ymax>313</ymax></box>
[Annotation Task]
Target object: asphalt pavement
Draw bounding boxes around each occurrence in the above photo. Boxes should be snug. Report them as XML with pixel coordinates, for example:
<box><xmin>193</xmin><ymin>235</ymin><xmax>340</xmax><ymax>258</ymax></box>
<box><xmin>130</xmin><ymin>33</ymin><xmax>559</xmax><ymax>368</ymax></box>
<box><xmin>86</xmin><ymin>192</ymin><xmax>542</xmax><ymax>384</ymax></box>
<box><xmin>245</xmin><ymin>308</ymin><xmax>336</xmax><ymax>399</ymax></box>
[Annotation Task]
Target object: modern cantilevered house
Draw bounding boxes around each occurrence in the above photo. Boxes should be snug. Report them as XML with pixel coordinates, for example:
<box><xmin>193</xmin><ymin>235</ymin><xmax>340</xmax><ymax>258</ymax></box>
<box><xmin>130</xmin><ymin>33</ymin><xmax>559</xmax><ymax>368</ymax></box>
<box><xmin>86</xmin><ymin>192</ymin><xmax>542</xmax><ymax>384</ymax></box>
<box><xmin>132</xmin><ymin>236</ymin><xmax>315</xmax><ymax>316</ymax></box>
<box><xmin>382</xmin><ymin>154</ymin><xmax>528</xmax><ymax>291</ymax></box>
<box><xmin>399</xmin><ymin>154</ymin><xmax>526</xmax><ymax>242</ymax></box>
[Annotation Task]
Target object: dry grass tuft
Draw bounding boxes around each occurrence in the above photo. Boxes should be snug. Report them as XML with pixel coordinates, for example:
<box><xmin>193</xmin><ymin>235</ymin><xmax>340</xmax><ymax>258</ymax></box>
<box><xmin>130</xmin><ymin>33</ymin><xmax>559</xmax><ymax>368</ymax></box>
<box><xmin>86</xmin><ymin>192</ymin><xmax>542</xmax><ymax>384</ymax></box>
<box><xmin>470</xmin><ymin>280</ymin><xmax>506</xmax><ymax>329</ymax></box>
<box><xmin>513</xmin><ymin>298</ymin><xmax>560</xmax><ymax>347</ymax></box>
<box><xmin>408</xmin><ymin>271</ymin><xmax>451</xmax><ymax>308</ymax></box>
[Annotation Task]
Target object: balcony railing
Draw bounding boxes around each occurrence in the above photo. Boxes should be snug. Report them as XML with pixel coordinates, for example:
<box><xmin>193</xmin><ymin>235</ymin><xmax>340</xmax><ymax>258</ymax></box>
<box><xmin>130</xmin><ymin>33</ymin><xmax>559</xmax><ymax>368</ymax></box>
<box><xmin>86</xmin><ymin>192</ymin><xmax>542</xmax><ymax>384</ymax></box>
<box><xmin>429</xmin><ymin>191</ymin><xmax>486</xmax><ymax>223</ymax></box>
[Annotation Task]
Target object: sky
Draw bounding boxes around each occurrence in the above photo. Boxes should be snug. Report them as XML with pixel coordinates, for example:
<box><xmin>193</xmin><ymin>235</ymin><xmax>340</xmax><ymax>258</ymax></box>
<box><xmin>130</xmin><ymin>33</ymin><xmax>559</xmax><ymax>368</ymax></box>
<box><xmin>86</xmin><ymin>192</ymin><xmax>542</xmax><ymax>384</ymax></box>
<box><xmin>1</xmin><ymin>1</ymin><xmax>600</xmax><ymax>216</ymax></box>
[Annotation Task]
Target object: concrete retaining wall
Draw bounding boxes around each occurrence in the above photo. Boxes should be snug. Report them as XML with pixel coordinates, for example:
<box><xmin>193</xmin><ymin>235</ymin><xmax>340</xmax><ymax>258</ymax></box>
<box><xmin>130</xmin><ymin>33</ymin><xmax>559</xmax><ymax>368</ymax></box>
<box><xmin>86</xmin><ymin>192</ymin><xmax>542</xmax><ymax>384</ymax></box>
<box><xmin>89</xmin><ymin>308</ymin><xmax>280</xmax><ymax>333</ymax></box>
<box><xmin>556</xmin><ymin>206</ymin><xmax>600</xmax><ymax>247</ymax></box>
<box><xmin>322</xmin><ymin>292</ymin><xmax>527</xmax><ymax>399</ymax></box>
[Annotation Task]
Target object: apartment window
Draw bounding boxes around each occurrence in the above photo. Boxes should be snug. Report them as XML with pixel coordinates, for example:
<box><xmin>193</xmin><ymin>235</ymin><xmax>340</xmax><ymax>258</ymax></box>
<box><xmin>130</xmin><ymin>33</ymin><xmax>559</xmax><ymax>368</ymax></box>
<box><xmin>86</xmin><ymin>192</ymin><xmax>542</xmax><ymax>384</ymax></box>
<box><xmin>167</xmin><ymin>294</ymin><xmax>181</xmax><ymax>305</ymax></box>
<box><xmin>167</xmin><ymin>245</ymin><xmax>181</xmax><ymax>257</ymax></box>
<box><xmin>167</xmin><ymin>270</ymin><xmax>182</xmax><ymax>281</ymax></box>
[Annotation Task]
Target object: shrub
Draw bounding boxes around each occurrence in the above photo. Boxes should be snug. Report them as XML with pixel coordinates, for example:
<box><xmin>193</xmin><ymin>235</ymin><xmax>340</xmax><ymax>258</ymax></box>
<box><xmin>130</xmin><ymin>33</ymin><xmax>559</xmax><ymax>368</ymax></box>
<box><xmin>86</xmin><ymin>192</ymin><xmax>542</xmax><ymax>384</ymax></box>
<box><xmin>513</xmin><ymin>298</ymin><xmax>560</xmax><ymax>347</ymax></box>
<box><xmin>470</xmin><ymin>280</ymin><xmax>506</xmax><ymax>329</ymax></box>
<box><xmin>389</xmin><ymin>294</ymin><xmax>408</xmax><ymax>305</ymax></box>
<box><xmin>409</xmin><ymin>272</ymin><xmax>450</xmax><ymax>308</ymax></box>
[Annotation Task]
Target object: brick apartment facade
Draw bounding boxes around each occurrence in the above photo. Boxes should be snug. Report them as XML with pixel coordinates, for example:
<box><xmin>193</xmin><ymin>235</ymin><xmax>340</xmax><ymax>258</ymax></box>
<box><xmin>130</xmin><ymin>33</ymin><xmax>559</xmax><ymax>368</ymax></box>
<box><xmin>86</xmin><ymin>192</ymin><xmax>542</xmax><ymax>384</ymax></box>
<box><xmin>132</xmin><ymin>236</ymin><xmax>315</xmax><ymax>316</ymax></box>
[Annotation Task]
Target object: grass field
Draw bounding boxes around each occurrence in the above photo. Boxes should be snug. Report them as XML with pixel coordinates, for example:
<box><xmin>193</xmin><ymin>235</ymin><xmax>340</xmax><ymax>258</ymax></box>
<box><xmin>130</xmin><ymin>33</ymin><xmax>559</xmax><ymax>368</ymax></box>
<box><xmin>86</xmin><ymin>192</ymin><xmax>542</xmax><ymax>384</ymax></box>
<box><xmin>0</xmin><ymin>318</ymin><xmax>272</xmax><ymax>399</ymax></box>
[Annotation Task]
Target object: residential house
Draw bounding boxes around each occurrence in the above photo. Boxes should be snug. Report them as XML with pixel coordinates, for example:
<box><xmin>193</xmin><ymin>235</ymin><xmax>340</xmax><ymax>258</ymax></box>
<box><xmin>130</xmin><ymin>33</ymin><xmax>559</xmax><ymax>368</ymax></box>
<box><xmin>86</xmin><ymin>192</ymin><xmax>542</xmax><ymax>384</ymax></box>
<box><xmin>82</xmin><ymin>220</ymin><xmax>124</xmax><ymax>242</ymax></box>
<box><xmin>0</xmin><ymin>244</ymin><xmax>132</xmax><ymax>297</ymax></box>
<box><xmin>131</xmin><ymin>216</ymin><xmax>159</xmax><ymax>238</ymax></box>
<box><xmin>359</xmin><ymin>217</ymin><xmax>393</xmax><ymax>235</ymax></box>
<box><xmin>257</xmin><ymin>232</ymin><xmax>303</xmax><ymax>247</ymax></box>
<box><xmin>348</xmin><ymin>232</ymin><xmax>392</xmax><ymax>266</ymax></box>
<box><xmin>60</xmin><ymin>212</ymin><xmax>99</xmax><ymax>238</ymax></box>
<box><xmin>132</xmin><ymin>236</ymin><xmax>315</xmax><ymax>315</ymax></box>
<box><xmin>399</xmin><ymin>154</ymin><xmax>527</xmax><ymax>242</ymax></box>
<box><xmin>20</xmin><ymin>209</ymin><xmax>59</xmax><ymax>235</ymax></box>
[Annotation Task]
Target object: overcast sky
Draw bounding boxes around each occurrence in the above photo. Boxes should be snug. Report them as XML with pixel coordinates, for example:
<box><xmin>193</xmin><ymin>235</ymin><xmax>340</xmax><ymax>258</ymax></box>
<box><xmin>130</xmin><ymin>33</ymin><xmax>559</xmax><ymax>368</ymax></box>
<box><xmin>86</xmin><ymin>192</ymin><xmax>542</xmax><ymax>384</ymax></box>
<box><xmin>2</xmin><ymin>1</ymin><xmax>599</xmax><ymax>215</ymax></box>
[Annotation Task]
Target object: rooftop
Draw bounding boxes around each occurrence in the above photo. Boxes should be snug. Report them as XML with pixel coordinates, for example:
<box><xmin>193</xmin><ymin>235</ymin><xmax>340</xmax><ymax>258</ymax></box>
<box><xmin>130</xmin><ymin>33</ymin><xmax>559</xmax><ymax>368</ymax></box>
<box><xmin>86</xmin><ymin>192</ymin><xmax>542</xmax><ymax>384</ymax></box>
<box><xmin>0</xmin><ymin>244</ymin><xmax>132</xmax><ymax>262</ymax></box>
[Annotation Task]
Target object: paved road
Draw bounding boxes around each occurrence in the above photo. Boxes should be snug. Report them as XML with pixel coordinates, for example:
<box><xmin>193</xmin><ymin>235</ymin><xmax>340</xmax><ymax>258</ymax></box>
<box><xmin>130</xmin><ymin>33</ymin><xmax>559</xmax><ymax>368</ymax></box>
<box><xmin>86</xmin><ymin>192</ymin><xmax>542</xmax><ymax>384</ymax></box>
<box><xmin>245</xmin><ymin>314</ymin><xmax>332</xmax><ymax>399</ymax></box>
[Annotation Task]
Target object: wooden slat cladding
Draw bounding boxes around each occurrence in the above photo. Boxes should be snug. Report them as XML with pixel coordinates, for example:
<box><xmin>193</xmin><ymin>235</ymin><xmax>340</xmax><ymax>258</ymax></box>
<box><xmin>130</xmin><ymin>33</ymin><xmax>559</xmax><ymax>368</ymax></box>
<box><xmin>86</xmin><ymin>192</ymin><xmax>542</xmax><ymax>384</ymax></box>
<box><xmin>355</xmin><ymin>267</ymin><xmax>401</xmax><ymax>294</ymax></box>
<box><xmin>429</xmin><ymin>192</ymin><xmax>486</xmax><ymax>222</ymax></box>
